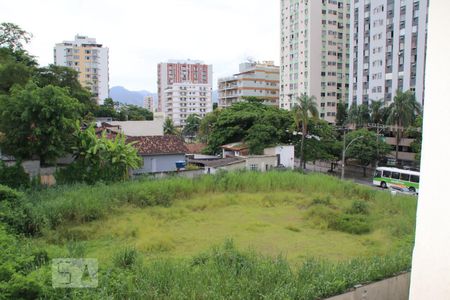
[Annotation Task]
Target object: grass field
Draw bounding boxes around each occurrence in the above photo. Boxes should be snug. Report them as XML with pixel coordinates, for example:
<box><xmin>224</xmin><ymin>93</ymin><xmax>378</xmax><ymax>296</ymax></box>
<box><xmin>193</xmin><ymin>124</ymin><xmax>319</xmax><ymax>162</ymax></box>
<box><xmin>33</xmin><ymin>173</ymin><xmax>416</xmax><ymax>265</ymax></box>
<box><xmin>2</xmin><ymin>171</ymin><xmax>417</xmax><ymax>299</ymax></box>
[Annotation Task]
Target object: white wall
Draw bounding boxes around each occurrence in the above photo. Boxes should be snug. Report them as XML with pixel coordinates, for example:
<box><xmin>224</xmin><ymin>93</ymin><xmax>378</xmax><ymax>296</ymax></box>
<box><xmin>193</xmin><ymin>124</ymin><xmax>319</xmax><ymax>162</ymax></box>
<box><xmin>409</xmin><ymin>1</ymin><xmax>450</xmax><ymax>298</ymax></box>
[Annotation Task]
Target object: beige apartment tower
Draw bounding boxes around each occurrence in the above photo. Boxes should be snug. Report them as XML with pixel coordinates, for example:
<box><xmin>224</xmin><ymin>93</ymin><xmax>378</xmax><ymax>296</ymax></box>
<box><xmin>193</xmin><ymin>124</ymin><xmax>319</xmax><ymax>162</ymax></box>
<box><xmin>218</xmin><ymin>61</ymin><xmax>280</xmax><ymax>108</ymax></box>
<box><xmin>54</xmin><ymin>35</ymin><xmax>109</xmax><ymax>103</ymax></box>
<box><xmin>280</xmin><ymin>0</ymin><xmax>351</xmax><ymax>123</ymax></box>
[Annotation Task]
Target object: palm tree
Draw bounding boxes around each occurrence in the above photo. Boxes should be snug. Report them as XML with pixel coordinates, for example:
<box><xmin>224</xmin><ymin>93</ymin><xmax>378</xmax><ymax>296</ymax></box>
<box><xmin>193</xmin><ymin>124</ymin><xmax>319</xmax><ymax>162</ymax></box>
<box><xmin>386</xmin><ymin>90</ymin><xmax>421</xmax><ymax>163</ymax></box>
<box><xmin>369</xmin><ymin>99</ymin><xmax>386</xmax><ymax>124</ymax></box>
<box><xmin>293</xmin><ymin>94</ymin><xmax>319</xmax><ymax>169</ymax></box>
<box><xmin>163</xmin><ymin>118</ymin><xmax>178</xmax><ymax>135</ymax></box>
<box><xmin>348</xmin><ymin>102</ymin><xmax>370</xmax><ymax>128</ymax></box>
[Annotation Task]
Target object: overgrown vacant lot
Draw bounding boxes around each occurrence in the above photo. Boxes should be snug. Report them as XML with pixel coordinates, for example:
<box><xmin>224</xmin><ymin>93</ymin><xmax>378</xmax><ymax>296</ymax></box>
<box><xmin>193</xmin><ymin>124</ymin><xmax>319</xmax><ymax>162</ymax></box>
<box><xmin>49</xmin><ymin>190</ymin><xmax>413</xmax><ymax>264</ymax></box>
<box><xmin>3</xmin><ymin>172</ymin><xmax>417</xmax><ymax>299</ymax></box>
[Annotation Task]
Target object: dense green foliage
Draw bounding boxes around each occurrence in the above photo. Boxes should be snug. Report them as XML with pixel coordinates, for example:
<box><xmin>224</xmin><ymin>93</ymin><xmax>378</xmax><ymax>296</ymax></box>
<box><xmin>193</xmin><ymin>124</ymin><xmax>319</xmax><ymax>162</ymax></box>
<box><xmin>0</xmin><ymin>225</ymin><xmax>48</xmax><ymax>299</ymax></box>
<box><xmin>0</xmin><ymin>83</ymin><xmax>82</xmax><ymax>163</ymax></box>
<box><xmin>0</xmin><ymin>162</ymin><xmax>30</xmax><ymax>189</ymax></box>
<box><xmin>56</xmin><ymin>126</ymin><xmax>142</xmax><ymax>185</ymax></box>
<box><xmin>94</xmin><ymin>98</ymin><xmax>153</xmax><ymax>121</ymax></box>
<box><xmin>41</xmin><ymin>240</ymin><xmax>411</xmax><ymax>299</ymax></box>
<box><xmin>0</xmin><ymin>172</ymin><xmax>416</xmax><ymax>299</ymax></box>
<box><xmin>33</xmin><ymin>65</ymin><xmax>95</xmax><ymax>113</ymax></box>
<box><xmin>182</xmin><ymin>114</ymin><xmax>201</xmax><ymax>139</ymax></box>
<box><xmin>201</xmin><ymin>102</ymin><xmax>292</xmax><ymax>155</ymax></box>
<box><xmin>163</xmin><ymin>117</ymin><xmax>178</xmax><ymax>135</ymax></box>
<box><xmin>386</xmin><ymin>91</ymin><xmax>422</xmax><ymax>162</ymax></box>
<box><xmin>301</xmin><ymin>120</ymin><xmax>341</xmax><ymax>163</ymax></box>
<box><xmin>346</xmin><ymin>129</ymin><xmax>391</xmax><ymax>176</ymax></box>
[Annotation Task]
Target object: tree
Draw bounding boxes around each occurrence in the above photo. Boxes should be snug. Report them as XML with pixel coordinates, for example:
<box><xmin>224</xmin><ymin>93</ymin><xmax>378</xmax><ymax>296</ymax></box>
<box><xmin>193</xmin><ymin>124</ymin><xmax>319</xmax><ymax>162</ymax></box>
<box><xmin>335</xmin><ymin>101</ymin><xmax>348</xmax><ymax>126</ymax></box>
<box><xmin>201</xmin><ymin>102</ymin><xmax>292</xmax><ymax>155</ymax></box>
<box><xmin>198</xmin><ymin>109</ymin><xmax>221</xmax><ymax>144</ymax></box>
<box><xmin>348</xmin><ymin>102</ymin><xmax>370</xmax><ymax>128</ymax></box>
<box><xmin>407</xmin><ymin>114</ymin><xmax>423</xmax><ymax>163</ymax></box>
<box><xmin>246</xmin><ymin>124</ymin><xmax>278</xmax><ymax>155</ymax></box>
<box><xmin>386</xmin><ymin>90</ymin><xmax>421</xmax><ymax>163</ymax></box>
<box><xmin>369</xmin><ymin>100</ymin><xmax>386</xmax><ymax>124</ymax></box>
<box><xmin>33</xmin><ymin>65</ymin><xmax>95</xmax><ymax>112</ymax></box>
<box><xmin>346</xmin><ymin>129</ymin><xmax>391</xmax><ymax>177</ymax></box>
<box><xmin>0</xmin><ymin>83</ymin><xmax>82</xmax><ymax>163</ymax></box>
<box><xmin>163</xmin><ymin>118</ymin><xmax>178</xmax><ymax>135</ymax></box>
<box><xmin>94</xmin><ymin>98</ymin><xmax>117</xmax><ymax>118</ymax></box>
<box><xmin>302</xmin><ymin>120</ymin><xmax>341</xmax><ymax>165</ymax></box>
<box><xmin>293</xmin><ymin>94</ymin><xmax>319</xmax><ymax>168</ymax></box>
<box><xmin>57</xmin><ymin>125</ymin><xmax>142</xmax><ymax>184</ymax></box>
<box><xmin>0</xmin><ymin>49</ymin><xmax>33</xmax><ymax>94</ymax></box>
<box><xmin>0</xmin><ymin>23</ymin><xmax>32</xmax><ymax>51</ymax></box>
<box><xmin>118</xmin><ymin>104</ymin><xmax>153</xmax><ymax>121</ymax></box>
<box><xmin>182</xmin><ymin>114</ymin><xmax>201</xmax><ymax>140</ymax></box>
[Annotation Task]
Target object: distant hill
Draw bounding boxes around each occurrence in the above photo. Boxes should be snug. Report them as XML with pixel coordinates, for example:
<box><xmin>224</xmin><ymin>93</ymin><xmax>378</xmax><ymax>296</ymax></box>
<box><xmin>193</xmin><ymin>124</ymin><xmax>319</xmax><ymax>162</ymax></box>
<box><xmin>110</xmin><ymin>86</ymin><xmax>157</xmax><ymax>107</ymax></box>
<box><xmin>110</xmin><ymin>86</ymin><xmax>216</xmax><ymax>107</ymax></box>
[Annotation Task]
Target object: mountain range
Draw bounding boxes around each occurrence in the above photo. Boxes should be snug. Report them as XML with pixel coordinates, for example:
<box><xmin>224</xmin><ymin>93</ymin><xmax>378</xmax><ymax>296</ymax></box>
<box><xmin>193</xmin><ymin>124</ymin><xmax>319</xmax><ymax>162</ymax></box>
<box><xmin>109</xmin><ymin>86</ymin><xmax>218</xmax><ymax>107</ymax></box>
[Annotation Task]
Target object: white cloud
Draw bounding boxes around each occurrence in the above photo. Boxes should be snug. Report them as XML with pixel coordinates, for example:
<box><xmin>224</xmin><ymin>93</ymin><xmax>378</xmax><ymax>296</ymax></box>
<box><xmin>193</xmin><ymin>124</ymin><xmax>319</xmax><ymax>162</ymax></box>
<box><xmin>0</xmin><ymin>0</ymin><xmax>280</xmax><ymax>91</ymax></box>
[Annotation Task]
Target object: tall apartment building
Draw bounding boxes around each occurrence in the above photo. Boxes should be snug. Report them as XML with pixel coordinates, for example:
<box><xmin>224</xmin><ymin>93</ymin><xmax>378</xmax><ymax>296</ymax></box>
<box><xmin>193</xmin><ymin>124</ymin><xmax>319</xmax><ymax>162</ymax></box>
<box><xmin>349</xmin><ymin>0</ymin><xmax>428</xmax><ymax>106</ymax></box>
<box><xmin>218</xmin><ymin>61</ymin><xmax>280</xmax><ymax>108</ymax></box>
<box><xmin>157</xmin><ymin>60</ymin><xmax>213</xmax><ymax>127</ymax></box>
<box><xmin>143</xmin><ymin>95</ymin><xmax>154</xmax><ymax>112</ymax></box>
<box><xmin>54</xmin><ymin>35</ymin><xmax>109</xmax><ymax>103</ymax></box>
<box><xmin>280</xmin><ymin>0</ymin><xmax>351</xmax><ymax>123</ymax></box>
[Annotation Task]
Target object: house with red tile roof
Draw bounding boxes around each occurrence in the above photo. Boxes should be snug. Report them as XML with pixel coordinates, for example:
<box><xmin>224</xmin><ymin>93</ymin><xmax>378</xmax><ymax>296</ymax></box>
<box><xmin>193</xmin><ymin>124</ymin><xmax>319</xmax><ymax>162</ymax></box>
<box><xmin>127</xmin><ymin>135</ymin><xmax>188</xmax><ymax>174</ymax></box>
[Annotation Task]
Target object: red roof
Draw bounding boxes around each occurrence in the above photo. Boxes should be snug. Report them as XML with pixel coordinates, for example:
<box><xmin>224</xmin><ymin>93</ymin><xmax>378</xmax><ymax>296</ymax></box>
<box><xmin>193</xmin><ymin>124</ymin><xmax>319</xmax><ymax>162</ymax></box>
<box><xmin>127</xmin><ymin>135</ymin><xmax>188</xmax><ymax>155</ymax></box>
<box><xmin>185</xmin><ymin>143</ymin><xmax>207</xmax><ymax>154</ymax></box>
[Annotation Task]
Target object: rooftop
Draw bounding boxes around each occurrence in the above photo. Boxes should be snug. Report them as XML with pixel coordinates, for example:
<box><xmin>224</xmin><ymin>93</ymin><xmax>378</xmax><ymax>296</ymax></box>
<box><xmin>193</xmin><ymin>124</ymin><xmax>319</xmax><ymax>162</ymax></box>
<box><xmin>127</xmin><ymin>136</ymin><xmax>188</xmax><ymax>156</ymax></box>
<box><xmin>105</xmin><ymin>119</ymin><xmax>164</xmax><ymax>137</ymax></box>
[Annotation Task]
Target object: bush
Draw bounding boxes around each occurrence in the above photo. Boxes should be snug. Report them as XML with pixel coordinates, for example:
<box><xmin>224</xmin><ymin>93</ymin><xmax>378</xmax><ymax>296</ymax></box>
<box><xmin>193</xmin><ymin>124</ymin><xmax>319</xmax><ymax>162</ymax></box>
<box><xmin>347</xmin><ymin>200</ymin><xmax>370</xmax><ymax>215</ymax></box>
<box><xmin>330</xmin><ymin>214</ymin><xmax>372</xmax><ymax>235</ymax></box>
<box><xmin>113</xmin><ymin>247</ymin><xmax>139</xmax><ymax>269</ymax></box>
<box><xmin>0</xmin><ymin>226</ymin><xmax>45</xmax><ymax>299</ymax></box>
<box><xmin>310</xmin><ymin>196</ymin><xmax>331</xmax><ymax>207</ymax></box>
<box><xmin>0</xmin><ymin>162</ymin><xmax>30</xmax><ymax>189</ymax></box>
<box><xmin>0</xmin><ymin>184</ymin><xmax>23</xmax><ymax>202</ymax></box>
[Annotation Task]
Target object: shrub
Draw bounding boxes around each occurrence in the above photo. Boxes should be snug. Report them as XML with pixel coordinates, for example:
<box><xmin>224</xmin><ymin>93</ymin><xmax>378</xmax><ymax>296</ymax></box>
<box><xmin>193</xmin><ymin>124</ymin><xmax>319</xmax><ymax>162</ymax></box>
<box><xmin>305</xmin><ymin>205</ymin><xmax>339</xmax><ymax>230</ymax></box>
<box><xmin>0</xmin><ymin>184</ymin><xmax>23</xmax><ymax>203</ymax></box>
<box><xmin>347</xmin><ymin>200</ymin><xmax>370</xmax><ymax>215</ymax></box>
<box><xmin>310</xmin><ymin>196</ymin><xmax>331</xmax><ymax>207</ymax></box>
<box><xmin>0</xmin><ymin>162</ymin><xmax>30</xmax><ymax>189</ymax></box>
<box><xmin>0</xmin><ymin>226</ymin><xmax>45</xmax><ymax>299</ymax></box>
<box><xmin>330</xmin><ymin>214</ymin><xmax>372</xmax><ymax>235</ymax></box>
<box><xmin>113</xmin><ymin>247</ymin><xmax>139</xmax><ymax>269</ymax></box>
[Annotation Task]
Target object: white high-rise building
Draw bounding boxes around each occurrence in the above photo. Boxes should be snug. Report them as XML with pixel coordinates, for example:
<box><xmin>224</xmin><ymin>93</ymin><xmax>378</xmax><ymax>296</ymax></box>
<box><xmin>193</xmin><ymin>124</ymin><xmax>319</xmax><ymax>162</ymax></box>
<box><xmin>280</xmin><ymin>0</ymin><xmax>351</xmax><ymax>123</ymax></box>
<box><xmin>143</xmin><ymin>95</ymin><xmax>154</xmax><ymax>112</ymax></box>
<box><xmin>54</xmin><ymin>35</ymin><xmax>109</xmax><ymax>103</ymax></box>
<box><xmin>157</xmin><ymin>60</ymin><xmax>213</xmax><ymax>127</ymax></box>
<box><xmin>349</xmin><ymin>0</ymin><xmax>429</xmax><ymax>106</ymax></box>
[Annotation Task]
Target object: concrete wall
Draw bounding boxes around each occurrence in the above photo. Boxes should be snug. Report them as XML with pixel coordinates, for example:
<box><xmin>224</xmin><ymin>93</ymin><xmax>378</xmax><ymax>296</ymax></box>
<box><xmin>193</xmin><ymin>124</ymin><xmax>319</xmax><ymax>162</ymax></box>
<box><xmin>207</xmin><ymin>161</ymin><xmax>246</xmax><ymax>175</ymax></box>
<box><xmin>326</xmin><ymin>273</ymin><xmax>410</xmax><ymax>300</ymax></box>
<box><xmin>246</xmin><ymin>156</ymin><xmax>278</xmax><ymax>172</ymax></box>
<box><xmin>264</xmin><ymin>145</ymin><xmax>295</xmax><ymax>169</ymax></box>
<box><xmin>133</xmin><ymin>154</ymin><xmax>186</xmax><ymax>174</ymax></box>
<box><xmin>409</xmin><ymin>0</ymin><xmax>450</xmax><ymax>298</ymax></box>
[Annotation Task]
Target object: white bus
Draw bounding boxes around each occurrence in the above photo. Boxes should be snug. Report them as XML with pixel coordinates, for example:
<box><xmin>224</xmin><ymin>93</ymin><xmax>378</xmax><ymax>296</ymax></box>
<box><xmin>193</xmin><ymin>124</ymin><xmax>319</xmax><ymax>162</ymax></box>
<box><xmin>373</xmin><ymin>167</ymin><xmax>420</xmax><ymax>193</ymax></box>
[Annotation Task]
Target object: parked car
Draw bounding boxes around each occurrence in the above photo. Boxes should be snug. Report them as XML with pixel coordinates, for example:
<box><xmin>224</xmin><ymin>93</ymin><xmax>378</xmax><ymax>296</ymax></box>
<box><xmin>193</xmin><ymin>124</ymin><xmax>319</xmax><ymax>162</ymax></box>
<box><xmin>389</xmin><ymin>185</ymin><xmax>418</xmax><ymax>196</ymax></box>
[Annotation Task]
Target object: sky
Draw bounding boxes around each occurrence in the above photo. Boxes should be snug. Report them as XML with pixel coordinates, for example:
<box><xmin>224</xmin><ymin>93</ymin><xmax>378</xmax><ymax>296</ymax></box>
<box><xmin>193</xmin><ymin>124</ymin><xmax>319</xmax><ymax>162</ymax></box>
<box><xmin>0</xmin><ymin>0</ymin><xmax>280</xmax><ymax>92</ymax></box>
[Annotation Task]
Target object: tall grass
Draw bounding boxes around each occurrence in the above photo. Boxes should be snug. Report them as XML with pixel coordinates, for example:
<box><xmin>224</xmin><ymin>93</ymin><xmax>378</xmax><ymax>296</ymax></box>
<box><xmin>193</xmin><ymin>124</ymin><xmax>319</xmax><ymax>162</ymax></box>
<box><xmin>25</xmin><ymin>171</ymin><xmax>383</xmax><ymax>233</ymax></box>
<box><xmin>44</xmin><ymin>240</ymin><xmax>412</xmax><ymax>300</ymax></box>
